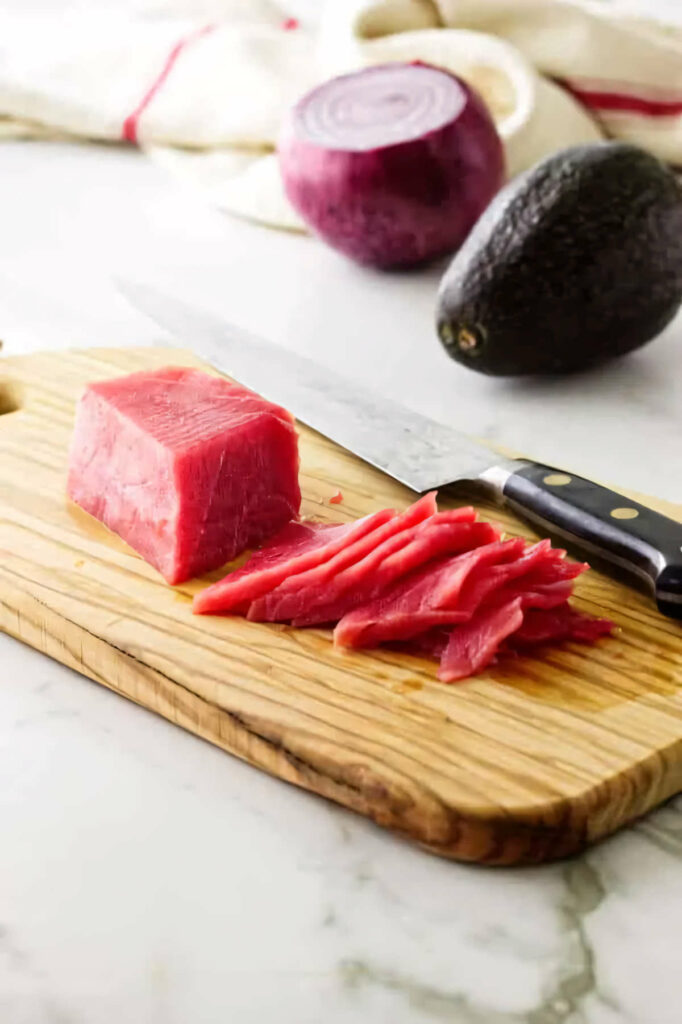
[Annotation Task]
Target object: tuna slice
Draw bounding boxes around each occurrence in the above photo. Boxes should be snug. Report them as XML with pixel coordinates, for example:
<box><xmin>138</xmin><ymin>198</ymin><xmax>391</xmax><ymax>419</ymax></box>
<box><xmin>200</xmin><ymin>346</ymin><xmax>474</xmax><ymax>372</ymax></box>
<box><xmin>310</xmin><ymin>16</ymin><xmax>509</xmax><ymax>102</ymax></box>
<box><xmin>399</xmin><ymin>597</ymin><xmax>614</xmax><ymax>677</ymax></box>
<box><xmin>251</xmin><ymin>512</ymin><xmax>499</xmax><ymax>626</ymax></box>
<box><xmin>193</xmin><ymin>507</ymin><xmax>396</xmax><ymax>615</ymax></box>
<box><xmin>395</xmin><ymin>627</ymin><xmax>452</xmax><ymax>660</ymax></box>
<box><xmin>426</xmin><ymin>574</ymin><xmax>611</xmax><ymax>682</ymax></box>
<box><xmin>510</xmin><ymin>605</ymin><xmax>615</xmax><ymax>646</ymax></box>
<box><xmin>456</xmin><ymin>549</ymin><xmax>588</xmax><ymax>622</ymax></box>
<box><xmin>438</xmin><ymin>597</ymin><xmax>525</xmax><ymax>682</ymax></box>
<box><xmin>246</xmin><ymin>492</ymin><xmax>442</xmax><ymax>621</ymax></box>
<box><xmin>334</xmin><ymin>536</ymin><xmax>526</xmax><ymax>649</ymax></box>
<box><xmin>334</xmin><ymin>538</ymin><xmax>585</xmax><ymax>650</ymax></box>
<box><xmin>378</xmin><ymin>540</ymin><xmax>608</xmax><ymax>680</ymax></box>
<box><xmin>454</xmin><ymin>540</ymin><xmax>575</xmax><ymax>617</ymax></box>
<box><xmin>67</xmin><ymin>366</ymin><xmax>301</xmax><ymax>585</ymax></box>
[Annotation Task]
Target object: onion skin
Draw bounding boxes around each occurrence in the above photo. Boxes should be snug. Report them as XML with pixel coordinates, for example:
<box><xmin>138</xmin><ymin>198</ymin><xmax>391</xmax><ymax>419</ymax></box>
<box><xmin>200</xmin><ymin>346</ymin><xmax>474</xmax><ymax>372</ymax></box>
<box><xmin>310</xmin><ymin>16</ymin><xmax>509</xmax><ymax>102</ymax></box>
<box><xmin>278</xmin><ymin>64</ymin><xmax>505</xmax><ymax>269</ymax></box>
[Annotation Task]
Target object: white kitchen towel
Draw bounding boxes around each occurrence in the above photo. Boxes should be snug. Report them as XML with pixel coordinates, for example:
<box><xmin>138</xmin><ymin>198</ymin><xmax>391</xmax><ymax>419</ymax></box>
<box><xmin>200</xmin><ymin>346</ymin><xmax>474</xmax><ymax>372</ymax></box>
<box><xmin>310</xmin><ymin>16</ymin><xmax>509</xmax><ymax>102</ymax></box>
<box><xmin>0</xmin><ymin>8</ymin><xmax>315</xmax><ymax>147</ymax></box>
<box><xmin>335</xmin><ymin>0</ymin><xmax>682</xmax><ymax>163</ymax></box>
<box><xmin>0</xmin><ymin>0</ymin><xmax>679</xmax><ymax>232</ymax></box>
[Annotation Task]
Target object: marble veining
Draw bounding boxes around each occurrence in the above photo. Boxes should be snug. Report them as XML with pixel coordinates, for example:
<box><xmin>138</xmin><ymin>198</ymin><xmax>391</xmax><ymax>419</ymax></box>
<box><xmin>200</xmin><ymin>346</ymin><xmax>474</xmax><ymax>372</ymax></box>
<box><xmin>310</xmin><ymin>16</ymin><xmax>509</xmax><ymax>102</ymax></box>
<box><xmin>4</xmin><ymin>636</ymin><xmax>682</xmax><ymax>1024</ymax></box>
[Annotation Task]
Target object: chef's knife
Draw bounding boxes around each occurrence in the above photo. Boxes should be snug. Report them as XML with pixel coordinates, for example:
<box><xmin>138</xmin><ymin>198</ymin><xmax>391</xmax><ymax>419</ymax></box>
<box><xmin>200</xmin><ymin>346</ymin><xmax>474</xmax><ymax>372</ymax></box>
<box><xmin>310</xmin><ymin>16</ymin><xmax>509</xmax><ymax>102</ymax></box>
<box><xmin>118</xmin><ymin>279</ymin><xmax>682</xmax><ymax>619</ymax></box>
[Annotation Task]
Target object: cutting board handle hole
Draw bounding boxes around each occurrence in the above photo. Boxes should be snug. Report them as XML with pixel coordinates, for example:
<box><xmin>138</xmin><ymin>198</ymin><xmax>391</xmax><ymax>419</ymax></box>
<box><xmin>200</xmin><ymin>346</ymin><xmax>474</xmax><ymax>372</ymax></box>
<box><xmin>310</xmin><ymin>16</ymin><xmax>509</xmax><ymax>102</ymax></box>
<box><xmin>0</xmin><ymin>381</ymin><xmax>22</xmax><ymax>417</ymax></box>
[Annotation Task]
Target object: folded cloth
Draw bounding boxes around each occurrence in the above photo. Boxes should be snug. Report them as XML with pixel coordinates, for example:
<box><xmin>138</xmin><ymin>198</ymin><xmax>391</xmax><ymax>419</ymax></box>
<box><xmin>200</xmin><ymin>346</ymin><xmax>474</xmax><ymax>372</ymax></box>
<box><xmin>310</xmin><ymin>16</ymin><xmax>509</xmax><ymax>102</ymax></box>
<box><xmin>338</xmin><ymin>0</ymin><xmax>682</xmax><ymax>163</ymax></box>
<box><xmin>0</xmin><ymin>8</ymin><xmax>315</xmax><ymax>147</ymax></box>
<box><xmin>0</xmin><ymin>0</ymin><xmax>678</xmax><ymax>233</ymax></box>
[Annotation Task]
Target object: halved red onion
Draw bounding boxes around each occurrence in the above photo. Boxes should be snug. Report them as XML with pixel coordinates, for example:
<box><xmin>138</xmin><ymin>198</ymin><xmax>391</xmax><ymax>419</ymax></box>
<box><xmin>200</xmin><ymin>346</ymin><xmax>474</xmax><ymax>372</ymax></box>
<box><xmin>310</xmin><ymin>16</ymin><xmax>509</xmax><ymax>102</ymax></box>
<box><xmin>278</xmin><ymin>63</ymin><xmax>505</xmax><ymax>269</ymax></box>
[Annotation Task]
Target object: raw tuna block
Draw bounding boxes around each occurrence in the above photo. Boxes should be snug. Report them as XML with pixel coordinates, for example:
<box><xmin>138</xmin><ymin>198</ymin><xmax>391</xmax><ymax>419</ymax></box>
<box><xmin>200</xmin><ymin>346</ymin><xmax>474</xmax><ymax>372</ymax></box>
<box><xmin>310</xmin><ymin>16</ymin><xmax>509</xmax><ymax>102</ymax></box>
<box><xmin>67</xmin><ymin>366</ymin><xmax>301</xmax><ymax>584</ymax></box>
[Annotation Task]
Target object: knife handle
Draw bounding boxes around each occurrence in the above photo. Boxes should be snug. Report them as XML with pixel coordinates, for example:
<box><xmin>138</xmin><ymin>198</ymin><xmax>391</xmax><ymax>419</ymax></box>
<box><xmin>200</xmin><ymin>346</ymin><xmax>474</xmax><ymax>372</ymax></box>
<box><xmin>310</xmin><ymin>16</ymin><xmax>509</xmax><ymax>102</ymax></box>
<box><xmin>497</xmin><ymin>461</ymin><xmax>682</xmax><ymax>618</ymax></box>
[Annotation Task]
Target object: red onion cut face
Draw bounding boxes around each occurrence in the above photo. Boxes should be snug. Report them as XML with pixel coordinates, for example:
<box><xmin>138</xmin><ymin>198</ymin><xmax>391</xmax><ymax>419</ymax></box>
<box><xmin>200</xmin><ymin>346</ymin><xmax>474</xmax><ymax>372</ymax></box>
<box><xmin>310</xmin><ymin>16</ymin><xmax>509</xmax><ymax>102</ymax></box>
<box><xmin>279</xmin><ymin>63</ymin><xmax>505</xmax><ymax>269</ymax></box>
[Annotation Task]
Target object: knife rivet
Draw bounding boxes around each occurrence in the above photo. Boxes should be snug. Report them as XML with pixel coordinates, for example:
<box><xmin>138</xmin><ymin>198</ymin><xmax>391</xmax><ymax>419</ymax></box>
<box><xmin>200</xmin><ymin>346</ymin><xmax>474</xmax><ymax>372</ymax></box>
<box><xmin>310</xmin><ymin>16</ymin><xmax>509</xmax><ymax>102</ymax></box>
<box><xmin>543</xmin><ymin>473</ymin><xmax>572</xmax><ymax>486</ymax></box>
<box><xmin>611</xmin><ymin>507</ymin><xmax>639</xmax><ymax>520</ymax></box>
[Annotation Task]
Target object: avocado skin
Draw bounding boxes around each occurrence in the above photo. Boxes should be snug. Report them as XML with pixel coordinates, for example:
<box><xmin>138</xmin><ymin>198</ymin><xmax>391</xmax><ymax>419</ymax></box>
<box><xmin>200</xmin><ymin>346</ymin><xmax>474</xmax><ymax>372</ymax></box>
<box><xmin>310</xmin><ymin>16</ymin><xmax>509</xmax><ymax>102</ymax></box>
<box><xmin>436</xmin><ymin>142</ymin><xmax>682</xmax><ymax>376</ymax></box>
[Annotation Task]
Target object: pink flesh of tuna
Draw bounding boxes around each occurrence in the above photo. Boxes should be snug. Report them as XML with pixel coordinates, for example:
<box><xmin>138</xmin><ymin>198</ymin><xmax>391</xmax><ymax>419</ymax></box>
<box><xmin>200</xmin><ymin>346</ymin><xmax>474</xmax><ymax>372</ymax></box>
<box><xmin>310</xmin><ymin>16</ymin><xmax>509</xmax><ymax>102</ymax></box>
<box><xmin>458</xmin><ymin>557</ymin><xmax>588</xmax><ymax>625</ymax></box>
<box><xmin>252</xmin><ymin>516</ymin><xmax>497</xmax><ymax>626</ymax></box>
<box><xmin>398</xmin><ymin>597</ymin><xmax>614</xmax><ymax>669</ymax></box>
<box><xmin>334</xmin><ymin>536</ymin><xmax>524</xmax><ymax>648</ymax></box>
<box><xmin>383</xmin><ymin>543</ymin><xmax>603</xmax><ymax>679</ymax></box>
<box><xmin>405</xmin><ymin>576</ymin><xmax>609</xmax><ymax>681</ymax></box>
<box><xmin>193</xmin><ymin>507</ymin><xmax>395</xmax><ymax>615</ymax></box>
<box><xmin>246</xmin><ymin>492</ymin><xmax>443</xmax><ymax>621</ymax></box>
<box><xmin>438</xmin><ymin>597</ymin><xmax>525</xmax><ymax>682</ymax></box>
<box><xmin>334</xmin><ymin>535</ymin><xmax>584</xmax><ymax>650</ymax></box>
<box><xmin>453</xmin><ymin>539</ymin><xmax>551</xmax><ymax>614</ymax></box>
<box><xmin>67</xmin><ymin>366</ymin><xmax>301</xmax><ymax>584</ymax></box>
<box><xmin>509</xmin><ymin>604</ymin><xmax>615</xmax><ymax>646</ymax></box>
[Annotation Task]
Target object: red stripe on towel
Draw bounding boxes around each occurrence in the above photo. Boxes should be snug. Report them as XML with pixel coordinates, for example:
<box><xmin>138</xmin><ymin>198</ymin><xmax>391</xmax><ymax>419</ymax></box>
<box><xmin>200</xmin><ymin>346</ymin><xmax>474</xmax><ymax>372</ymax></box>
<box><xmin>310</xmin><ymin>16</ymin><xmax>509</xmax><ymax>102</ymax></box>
<box><xmin>562</xmin><ymin>80</ymin><xmax>682</xmax><ymax>118</ymax></box>
<box><xmin>122</xmin><ymin>23</ymin><xmax>215</xmax><ymax>144</ymax></box>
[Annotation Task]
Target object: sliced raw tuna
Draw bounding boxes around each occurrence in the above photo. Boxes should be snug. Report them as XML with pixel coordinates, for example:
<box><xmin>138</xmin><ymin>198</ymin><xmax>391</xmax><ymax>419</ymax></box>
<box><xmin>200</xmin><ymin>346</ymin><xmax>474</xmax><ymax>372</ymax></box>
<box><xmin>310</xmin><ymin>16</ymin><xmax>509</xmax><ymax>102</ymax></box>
<box><xmin>434</xmin><ymin>551</ymin><xmax>593</xmax><ymax>681</ymax></box>
<box><xmin>359</xmin><ymin>533</ymin><xmax>607</xmax><ymax>680</ymax></box>
<box><xmin>425</xmin><ymin>575</ymin><xmax>611</xmax><ymax>682</ymax></box>
<box><xmin>510</xmin><ymin>605</ymin><xmax>615</xmax><ymax>646</ymax></box>
<box><xmin>400</xmin><ymin>597</ymin><xmax>613</xmax><ymax>678</ymax></box>
<box><xmin>252</xmin><ymin>513</ymin><xmax>499</xmax><ymax>626</ymax></box>
<box><xmin>464</xmin><ymin>557</ymin><xmax>588</xmax><ymax>620</ymax></box>
<box><xmin>514</xmin><ymin>580</ymin><xmax>576</xmax><ymax>610</ymax></box>
<box><xmin>453</xmin><ymin>540</ymin><xmax>574</xmax><ymax>617</ymax></box>
<box><xmin>246</xmin><ymin>492</ymin><xmax>442</xmax><ymax>621</ymax></box>
<box><xmin>335</xmin><ymin>536</ymin><xmax>585</xmax><ymax>649</ymax></box>
<box><xmin>561</xmin><ymin>610</ymin><xmax>615</xmax><ymax>643</ymax></box>
<box><xmin>193</xmin><ymin>507</ymin><xmax>396</xmax><ymax>615</ymax></box>
<box><xmin>438</xmin><ymin>597</ymin><xmax>525</xmax><ymax>682</ymax></box>
<box><xmin>67</xmin><ymin>366</ymin><xmax>301</xmax><ymax>585</ymax></box>
<box><xmin>334</xmin><ymin>536</ymin><xmax>526</xmax><ymax>649</ymax></box>
<box><xmin>395</xmin><ymin>627</ymin><xmax>452</xmax><ymax>660</ymax></box>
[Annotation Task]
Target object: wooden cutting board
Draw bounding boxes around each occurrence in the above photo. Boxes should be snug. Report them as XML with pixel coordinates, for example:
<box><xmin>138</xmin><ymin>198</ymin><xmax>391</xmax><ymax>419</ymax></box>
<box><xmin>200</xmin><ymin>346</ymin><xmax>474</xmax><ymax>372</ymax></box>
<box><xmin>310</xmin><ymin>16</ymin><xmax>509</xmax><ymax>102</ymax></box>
<box><xmin>2</xmin><ymin>347</ymin><xmax>682</xmax><ymax>866</ymax></box>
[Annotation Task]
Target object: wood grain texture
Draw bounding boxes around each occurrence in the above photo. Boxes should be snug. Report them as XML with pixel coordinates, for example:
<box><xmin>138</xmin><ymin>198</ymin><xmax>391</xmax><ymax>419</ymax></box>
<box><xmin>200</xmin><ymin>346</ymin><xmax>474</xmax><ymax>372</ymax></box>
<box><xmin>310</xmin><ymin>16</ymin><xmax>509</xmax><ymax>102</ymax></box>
<box><xmin>2</xmin><ymin>348</ymin><xmax>682</xmax><ymax>865</ymax></box>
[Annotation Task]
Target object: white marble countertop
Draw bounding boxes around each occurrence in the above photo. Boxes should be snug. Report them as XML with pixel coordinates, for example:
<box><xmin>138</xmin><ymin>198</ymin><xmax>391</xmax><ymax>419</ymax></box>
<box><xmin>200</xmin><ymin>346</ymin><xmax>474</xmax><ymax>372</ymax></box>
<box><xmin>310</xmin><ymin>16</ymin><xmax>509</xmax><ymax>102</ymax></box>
<box><xmin>2</xmin><ymin>129</ymin><xmax>682</xmax><ymax>1022</ymax></box>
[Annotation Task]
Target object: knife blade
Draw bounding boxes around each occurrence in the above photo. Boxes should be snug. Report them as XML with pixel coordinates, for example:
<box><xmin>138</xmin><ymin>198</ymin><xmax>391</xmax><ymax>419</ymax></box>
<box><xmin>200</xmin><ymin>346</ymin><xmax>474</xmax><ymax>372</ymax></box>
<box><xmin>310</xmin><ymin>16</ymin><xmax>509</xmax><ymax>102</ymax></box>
<box><xmin>116</xmin><ymin>279</ymin><xmax>502</xmax><ymax>494</ymax></box>
<box><xmin>118</xmin><ymin>278</ymin><xmax>682</xmax><ymax>618</ymax></box>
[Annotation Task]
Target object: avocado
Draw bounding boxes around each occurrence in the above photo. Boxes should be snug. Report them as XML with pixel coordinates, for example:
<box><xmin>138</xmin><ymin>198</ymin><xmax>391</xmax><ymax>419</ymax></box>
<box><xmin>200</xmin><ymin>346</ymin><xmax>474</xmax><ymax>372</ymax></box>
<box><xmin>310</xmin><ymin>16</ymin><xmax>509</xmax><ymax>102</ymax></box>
<box><xmin>436</xmin><ymin>142</ymin><xmax>682</xmax><ymax>375</ymax></box>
